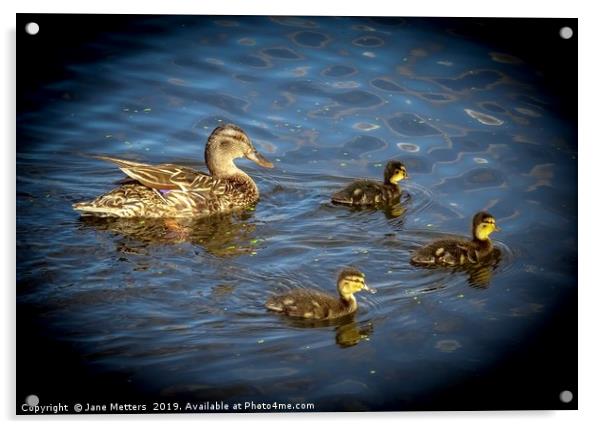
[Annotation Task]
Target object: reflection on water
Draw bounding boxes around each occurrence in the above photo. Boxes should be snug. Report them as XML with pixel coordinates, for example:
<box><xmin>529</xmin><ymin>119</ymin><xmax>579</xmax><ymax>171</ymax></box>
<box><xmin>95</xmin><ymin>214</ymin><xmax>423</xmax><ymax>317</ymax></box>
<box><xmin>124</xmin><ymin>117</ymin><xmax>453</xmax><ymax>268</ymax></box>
<box><xmin>336</xmin><ymin>321</ymin><xmax>374</xmax><ymax>348</ymax></box>
<box><xmin>78</xmin><ymin>211</ymin><xmax>259</xmax><ymax>257</ymax></box>
<box><xmin>273</xmin><ymin>312</ymin><xmax>374</xmax><ymax>348</ymax></box>
<box><xmin>411</xmin><ymin>247</ymin><xmax>503</xmax><ymax>289</ymax></box>
<box><xmin>17</xmin><ymin>15</ymin><xmax>576</xmax><ymax>410</ymax></box>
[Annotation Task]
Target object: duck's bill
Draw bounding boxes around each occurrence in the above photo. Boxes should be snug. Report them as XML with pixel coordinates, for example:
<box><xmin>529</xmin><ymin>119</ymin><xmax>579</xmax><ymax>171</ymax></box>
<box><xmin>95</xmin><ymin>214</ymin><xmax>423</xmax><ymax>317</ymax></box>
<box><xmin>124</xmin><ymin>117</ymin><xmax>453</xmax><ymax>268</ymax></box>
<box><xmin>247</xmin><ymin>150</ymin><xmax>274</xmax><ymax>168</ymax></box>
<box><xmin>494</xmin><ymin>225</ymin><xmax>501</xmax><ymax>232</ymax></box>
<box><xmin>363</xmin><ymin>284</ymin><xmax>377</xmax><ymax>294</ymax></box>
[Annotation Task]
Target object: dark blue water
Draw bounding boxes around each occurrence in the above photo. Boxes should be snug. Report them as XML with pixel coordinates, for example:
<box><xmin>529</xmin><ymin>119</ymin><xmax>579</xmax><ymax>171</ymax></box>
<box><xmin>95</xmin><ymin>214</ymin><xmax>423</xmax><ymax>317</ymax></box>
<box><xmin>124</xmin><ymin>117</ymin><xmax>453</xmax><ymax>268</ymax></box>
<box><xmin>17</xmin><ymin>16</ymin><xmax>577</xmax><ymax>410</ymax></box>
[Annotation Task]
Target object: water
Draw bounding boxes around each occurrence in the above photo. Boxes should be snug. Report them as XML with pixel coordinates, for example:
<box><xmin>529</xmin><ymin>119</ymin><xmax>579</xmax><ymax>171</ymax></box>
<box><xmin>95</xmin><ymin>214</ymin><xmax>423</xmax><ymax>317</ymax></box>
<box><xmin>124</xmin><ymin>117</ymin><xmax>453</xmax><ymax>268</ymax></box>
<box><xmin>17</xmin><ymin>16</ymin><xmax>577</xmax><ymax>410</ymax></box>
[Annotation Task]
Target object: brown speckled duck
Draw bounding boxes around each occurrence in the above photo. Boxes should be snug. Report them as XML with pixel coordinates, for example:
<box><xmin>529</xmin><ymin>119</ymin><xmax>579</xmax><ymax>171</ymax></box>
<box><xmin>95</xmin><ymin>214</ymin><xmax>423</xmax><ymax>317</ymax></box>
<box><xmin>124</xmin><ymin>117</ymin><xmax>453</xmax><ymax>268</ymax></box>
<box><xmin>411</xmin><ymin>211</ymin><xmax>500</xmax><ymax>267</ymax></box>
<box><xmin>266</xmin><ymin>268</ymin><xmax>375</xmax><ymax>320</ymax></box>
<box><xmin>73</xmin><ymin>124</ymin><xmax>273</xmax><ymax>218</ymax></box>
<box><xmin>331</xmin><ymin>160</ymin><xmax>408</xmax><ymax>206</ymax></box>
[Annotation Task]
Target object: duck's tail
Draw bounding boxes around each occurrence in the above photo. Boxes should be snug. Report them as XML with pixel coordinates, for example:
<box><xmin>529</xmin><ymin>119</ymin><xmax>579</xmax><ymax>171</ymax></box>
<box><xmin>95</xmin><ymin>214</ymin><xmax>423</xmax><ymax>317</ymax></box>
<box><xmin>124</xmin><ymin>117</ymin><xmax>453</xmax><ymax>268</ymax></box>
<box><xmin>265</xmin><ymin>296</ymin><xmax>285</xmax><ymax>313</ymax></box>
<box><xmin>72</xmin><ymin>201</ymin><xmax>124</xmax><ymax>217</ymax></box>
<box><xmin>409</xmin><ymin>250</ymin><xmax>436</xmax><ymax>266</ymax></box>
<box><xmin>331</xmin><ymin>189</ymin><xmax>354</xmax><ymax>205</ymax></box>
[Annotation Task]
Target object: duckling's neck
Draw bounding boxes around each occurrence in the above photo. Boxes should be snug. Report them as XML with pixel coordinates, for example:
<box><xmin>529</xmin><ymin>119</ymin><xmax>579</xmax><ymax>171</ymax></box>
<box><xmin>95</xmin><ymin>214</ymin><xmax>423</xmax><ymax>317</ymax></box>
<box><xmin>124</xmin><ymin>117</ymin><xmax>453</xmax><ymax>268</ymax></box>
<box><xmin>471</xmin><ymin>234</ymin><xmax>492</xmax><ymax>249</ymax></box>
<box><xmin>339</xmin><ymin>292</ymin><xmax>358</xmax><ymax>312</ymax></box>
<box><xmin>383</xmin><ymin>182</ymin><xmax>401</xmax><ymax>200</ymax></box>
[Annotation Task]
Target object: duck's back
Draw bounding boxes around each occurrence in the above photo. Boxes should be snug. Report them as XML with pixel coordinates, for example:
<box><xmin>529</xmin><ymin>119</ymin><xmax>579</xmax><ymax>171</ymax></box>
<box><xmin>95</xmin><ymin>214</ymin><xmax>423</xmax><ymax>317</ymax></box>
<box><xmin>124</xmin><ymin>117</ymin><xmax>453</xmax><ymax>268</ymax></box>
<box><xmin>332</xmin><ymin>180</ymin><xmax>399</xmax><ymax>206</ymax></box>
<box><xmin>266</xmin><ymin>289</ymin><xmax>351</xmax><ymax>320</ymax></box>
<box><xmin>411</xmin><ymin>238</ymin><xmax>484</xmax><ymax>267</ymax></box>
<box><xmin>73</xmin><ymin>165</ymin><xmax>259</xmax><ymax>218</ymax></box>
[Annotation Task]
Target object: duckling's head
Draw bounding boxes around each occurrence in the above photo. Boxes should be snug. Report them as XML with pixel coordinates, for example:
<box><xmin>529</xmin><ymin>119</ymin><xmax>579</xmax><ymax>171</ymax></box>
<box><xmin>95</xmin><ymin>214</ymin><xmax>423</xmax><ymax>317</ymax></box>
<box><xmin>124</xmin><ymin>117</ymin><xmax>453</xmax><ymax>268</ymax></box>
<box><xmin>205</xmin><ymin>124</ymin><xmax>274</xmax><ymax>176</ymax></box>
<box><xmin>384</xmin><ymin>160</ymin><xmax>408</xmax><ymax>185</ymax></box>
<box><xmin>472</xmin><ymin>211</ymin><xmax>500</xmax><ymax>241</ymax></box>
<box><xmin>337</xmin><ymin>268</ymin><xmax>375</xmax><ymax>300</ymax></box>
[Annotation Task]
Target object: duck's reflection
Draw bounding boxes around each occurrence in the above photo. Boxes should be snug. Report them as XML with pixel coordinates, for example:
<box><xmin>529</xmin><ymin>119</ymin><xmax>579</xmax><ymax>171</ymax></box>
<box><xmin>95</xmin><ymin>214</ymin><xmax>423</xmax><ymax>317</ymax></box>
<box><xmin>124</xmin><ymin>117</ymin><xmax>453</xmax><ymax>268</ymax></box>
<box><xmin>383</xmin><ymin>201</ymin><xmax>407</xmax><ymax>219</ymax></box>
<box><xmin>335</xmin><ymin>320</ymin><xmax>374</xmax><ymax>348</ymax></box>
<box><xmin>412</xmin><ymin>248</ymin><xmax>502</xmax><ymax>289</ymax></box>
<box><xmin>464</xmin><ymin>248</ymin><xmax>502</xmax><ymax>288</ymax></box>
<box><xmin>78</xmin><ymin>211</ymin><xmax>259</xmax><ymax>257</ymax></box>
<box><xmin>280</xmin><ymin>314</ymin><xmax>374</xmax><ymax>348</ymax></box>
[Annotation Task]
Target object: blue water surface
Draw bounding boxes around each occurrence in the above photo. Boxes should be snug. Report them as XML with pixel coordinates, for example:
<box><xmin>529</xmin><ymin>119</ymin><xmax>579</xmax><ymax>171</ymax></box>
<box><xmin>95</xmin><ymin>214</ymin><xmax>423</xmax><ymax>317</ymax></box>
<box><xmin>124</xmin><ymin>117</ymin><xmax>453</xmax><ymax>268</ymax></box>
<box><xmin>17</xmin><ymin>16</ymin><xmax>577</xmax><ymax>410</ymax></box>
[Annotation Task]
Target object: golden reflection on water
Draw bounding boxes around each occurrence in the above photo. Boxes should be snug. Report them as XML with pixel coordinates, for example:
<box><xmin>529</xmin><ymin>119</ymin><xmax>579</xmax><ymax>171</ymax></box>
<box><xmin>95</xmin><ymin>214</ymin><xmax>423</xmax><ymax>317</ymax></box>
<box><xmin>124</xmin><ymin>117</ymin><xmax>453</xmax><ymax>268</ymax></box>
<box><xmin>78</xmin><ymin>211</ymin><xmax>259</xmax><ymax>257</ymax></box>
<box><xmin>270</xmin><ymin>312</ymin><xmax>374</xmax><ymax>348</ymax></box>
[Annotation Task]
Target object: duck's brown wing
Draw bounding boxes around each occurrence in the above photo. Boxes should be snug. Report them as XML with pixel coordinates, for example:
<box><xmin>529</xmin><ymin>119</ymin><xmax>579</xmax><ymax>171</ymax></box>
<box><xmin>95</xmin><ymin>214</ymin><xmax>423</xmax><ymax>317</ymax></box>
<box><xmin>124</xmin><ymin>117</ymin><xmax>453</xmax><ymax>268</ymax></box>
<box><xmin>95</xmin><ymin>155</ymin><xmax>209</xmax><ymax>191</ymax></box>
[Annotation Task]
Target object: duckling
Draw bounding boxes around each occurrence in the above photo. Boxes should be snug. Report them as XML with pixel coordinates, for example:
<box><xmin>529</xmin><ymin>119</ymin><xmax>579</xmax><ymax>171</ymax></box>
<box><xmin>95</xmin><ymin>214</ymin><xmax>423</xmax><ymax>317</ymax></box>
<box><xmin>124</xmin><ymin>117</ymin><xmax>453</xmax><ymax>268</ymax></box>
<box><xmin>73</xmin><ymin>124</ymin><xmax>273</xmax><ymax>218</ymax></box>
<box><xmin>331</xmin><ymin>160</ymin><xmax>408</xmax><ymax>206</ymax></box>
<box><xmin>411</xmin><ymin>211</ymin><xmax>500</xmax><ymax>267</ymax></box>
<box><xmin>266</xmin><ymin>268</ymin><xmax>375</xmax><ymax>320</ymax></box>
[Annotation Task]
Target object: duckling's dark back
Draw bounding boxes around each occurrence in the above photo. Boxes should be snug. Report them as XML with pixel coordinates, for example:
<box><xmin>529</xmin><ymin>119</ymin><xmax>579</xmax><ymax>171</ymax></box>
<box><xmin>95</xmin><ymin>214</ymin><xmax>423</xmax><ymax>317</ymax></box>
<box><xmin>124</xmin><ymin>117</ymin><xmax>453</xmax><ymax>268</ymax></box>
<box><xmin>332</xmin><ymin>180</ymin><xmax>399</xmax><ymax>206</ymax></box>
<box><xmin>266</xmin><ymin>289</ymin><xmax>352</xmax><ymax>320</ymax></box>
<box><xmin>411</xmin><ymin>238</ymin><xmax>494</xmax><ymax>267</ymax></box>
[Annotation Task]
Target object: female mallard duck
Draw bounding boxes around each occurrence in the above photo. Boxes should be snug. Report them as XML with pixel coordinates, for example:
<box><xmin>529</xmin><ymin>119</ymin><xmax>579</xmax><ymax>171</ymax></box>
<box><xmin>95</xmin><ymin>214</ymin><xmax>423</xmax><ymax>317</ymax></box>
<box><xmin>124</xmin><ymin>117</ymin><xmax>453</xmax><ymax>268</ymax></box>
<box><xmin>331</xmin><ymin>160</ymin><xmax>408</xmax><ymax>206</ymax></box>
<box><xmin>411</xmin><ymin>211</ymin><xmax>500</xmax><ymax>267</ymax></box>
<box><xmin>73</xmin><ymin>124</ymin><xmax>273</xmax><ymax>218</ymax></box>
<box><xmin>266</xmin><ymin>268</ymin><xmax>375</xmax><ymax>320</ymax></box>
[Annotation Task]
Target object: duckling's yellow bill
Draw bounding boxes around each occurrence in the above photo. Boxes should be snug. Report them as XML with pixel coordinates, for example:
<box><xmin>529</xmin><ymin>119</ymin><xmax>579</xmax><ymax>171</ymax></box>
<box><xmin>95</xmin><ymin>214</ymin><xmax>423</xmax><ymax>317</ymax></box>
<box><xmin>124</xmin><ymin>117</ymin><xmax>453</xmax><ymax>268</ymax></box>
<box><xmin>246</xmin><ymin>150</ymin><xmax>274</xmax><ymax>168</ymax></box>
<box><xmin>363</xmin><ymin>284</ymin><xmax>377</xmax><ymax>294</ymax></box>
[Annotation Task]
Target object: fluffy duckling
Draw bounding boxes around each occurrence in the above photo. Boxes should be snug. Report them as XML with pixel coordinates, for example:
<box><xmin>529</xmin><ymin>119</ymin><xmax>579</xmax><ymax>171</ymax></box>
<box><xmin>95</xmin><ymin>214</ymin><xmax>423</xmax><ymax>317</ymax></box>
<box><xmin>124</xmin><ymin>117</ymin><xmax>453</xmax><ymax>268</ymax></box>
<box><xmin>73</xmin><ymin>124</ymin><xmax>273</xmax><ymax>218</ymax></box>
<box><xmin>331</xmin><ymin>160</ymin><xmax>408</xmax><ymax>206</ymax></box>
<box><xmin>411</xmin><ymin>212</ymin><xmax>500</xmax><ymax>267</ymax></box>
<box><xmin>266</xmin><ymin>268</ymin><xmax>375</xmax><ymax>320</ymax></box>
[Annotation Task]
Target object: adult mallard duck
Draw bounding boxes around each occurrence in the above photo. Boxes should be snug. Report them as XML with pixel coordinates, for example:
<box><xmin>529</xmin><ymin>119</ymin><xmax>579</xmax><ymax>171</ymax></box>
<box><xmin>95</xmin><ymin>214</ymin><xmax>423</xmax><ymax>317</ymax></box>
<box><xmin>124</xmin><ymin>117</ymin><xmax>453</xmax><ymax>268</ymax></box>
<box><xmin>411</xmin><ymin>211</ymin><xmax>500</xmax><ymax>267</ymax></box>
<box><xmin>73</xmin><ymin>124</ymin><xmax>273</xmax><ymax>218</ymax></box>
<box><xmin>266</xmin><ymin>268</ymin><xmax>375</xmax><ymax>321</ymax></box>
<box><xmin>331</xmin><ymin>160</ymin><xmax>408</xmax><ymax>206</ymax></box>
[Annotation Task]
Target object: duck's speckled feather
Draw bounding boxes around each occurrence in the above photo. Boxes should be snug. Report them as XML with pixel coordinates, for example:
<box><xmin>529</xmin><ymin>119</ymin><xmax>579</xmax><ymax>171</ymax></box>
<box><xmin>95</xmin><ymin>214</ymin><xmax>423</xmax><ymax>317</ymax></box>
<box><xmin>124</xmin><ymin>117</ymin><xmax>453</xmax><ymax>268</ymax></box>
<box><xmin>411</xmin><ymin>238</ymin><xmax>493</xmax><ymax>267</ymax></box>
<box><xmin>73</xmin><ymin>161</ymin><xmax>258</xmax><ymax>218</ymax></box>
<box><xmin>73</xmin><ymin>124</ymin><xmax>272</xmax><ymax>218</ymax></box>
<box><xmin>266</xmin><ymin>289</ymin><xmax>354</xmax><ymax>320</ymax></box>
<box><xmin>331</xmin><ymin>180</ymin><xmax>400</xmax><ymax>206</ymax></box>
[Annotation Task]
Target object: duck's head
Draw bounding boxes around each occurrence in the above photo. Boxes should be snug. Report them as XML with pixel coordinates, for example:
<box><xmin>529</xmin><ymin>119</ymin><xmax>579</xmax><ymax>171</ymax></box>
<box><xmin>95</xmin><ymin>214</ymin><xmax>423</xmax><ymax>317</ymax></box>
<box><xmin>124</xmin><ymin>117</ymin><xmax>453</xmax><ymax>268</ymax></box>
<box><xmin>384</xmin><ymin>160</ymin><xmax>408</xmax><ymax>185</ymax></box>
<box><xmin>205</xmin><ymin>124</ymin><xmax>274</xmax><ymax>176</ymax></box>
<box><xmin>337</xmin><ymin>268</ymin><xmax>375</xmax><ymax>300</ymax></box>
<box><xmin>472</xmin><ymin>211</ymin><xmax>500</xmax><ymax>241</ymax></box>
